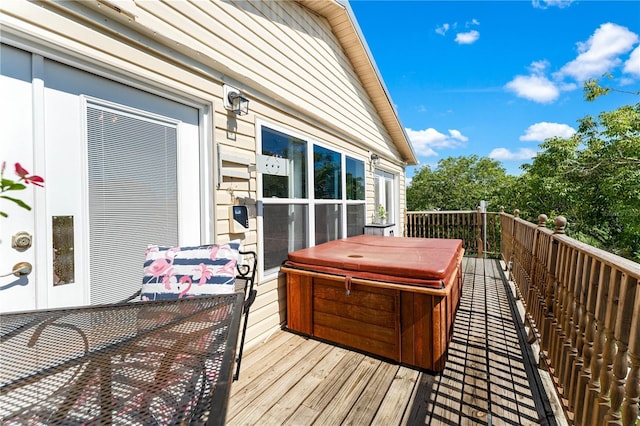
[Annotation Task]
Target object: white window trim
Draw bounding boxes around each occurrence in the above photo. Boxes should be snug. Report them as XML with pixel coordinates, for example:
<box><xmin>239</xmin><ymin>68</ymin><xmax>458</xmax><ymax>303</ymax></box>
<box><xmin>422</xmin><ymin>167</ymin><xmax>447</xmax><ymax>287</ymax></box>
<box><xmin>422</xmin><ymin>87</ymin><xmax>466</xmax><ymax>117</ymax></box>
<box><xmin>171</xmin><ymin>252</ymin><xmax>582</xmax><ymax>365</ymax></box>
<box><xmin>256</xmin><ymin>119</ymin><xmax>368</xmax><ymax>279</ymax></box>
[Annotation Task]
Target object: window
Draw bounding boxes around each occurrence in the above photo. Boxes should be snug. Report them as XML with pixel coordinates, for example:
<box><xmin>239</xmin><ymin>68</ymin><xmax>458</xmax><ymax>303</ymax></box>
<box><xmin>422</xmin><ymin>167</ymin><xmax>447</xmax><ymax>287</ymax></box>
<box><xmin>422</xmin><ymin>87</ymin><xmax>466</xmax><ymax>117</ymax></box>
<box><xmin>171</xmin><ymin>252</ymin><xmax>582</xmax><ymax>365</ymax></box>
<box><xmin>260</xmin><ymin>124</ymin><xmax>366</xmax><ymax>273</ymax></box>
<box><xmin>262</xmin><ymin>127</ymin><xmax>307</xmax><ymax>199</ymax></box>
<box><xmin>346</xmin><ymin>157</ymin><xmax>365</xmax><ymax>237</ymax></box>
<box><xmin>346</xmin><ymin>156</ymin><xmax>365</xmax><ymax>200</ymax></box>
<box><xmin>261</xmin><ymin>127</ymin><xmax>308</xmax><ymax>270</ymax></box>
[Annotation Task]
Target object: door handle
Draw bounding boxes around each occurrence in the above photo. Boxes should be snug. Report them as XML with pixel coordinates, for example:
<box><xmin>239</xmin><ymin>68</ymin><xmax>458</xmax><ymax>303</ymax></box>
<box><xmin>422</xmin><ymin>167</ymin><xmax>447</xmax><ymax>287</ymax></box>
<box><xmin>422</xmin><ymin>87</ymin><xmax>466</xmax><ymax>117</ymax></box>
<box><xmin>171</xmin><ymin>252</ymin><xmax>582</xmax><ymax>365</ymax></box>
<box><xmin>0</xmin><ymin>262</ymin><xmax>33</xmax><ymax>277</ymax></box>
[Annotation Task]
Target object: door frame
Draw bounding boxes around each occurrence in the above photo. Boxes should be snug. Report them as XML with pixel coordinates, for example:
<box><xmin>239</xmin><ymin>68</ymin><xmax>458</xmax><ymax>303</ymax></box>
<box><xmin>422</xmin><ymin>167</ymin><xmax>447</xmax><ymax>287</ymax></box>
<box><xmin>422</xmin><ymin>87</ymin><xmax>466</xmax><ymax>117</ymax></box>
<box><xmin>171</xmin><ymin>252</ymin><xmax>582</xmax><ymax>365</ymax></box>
<box><xmin>1</xmin><ymin>36</ymin><xmax>215</xmax><ymax>311</ymax></box>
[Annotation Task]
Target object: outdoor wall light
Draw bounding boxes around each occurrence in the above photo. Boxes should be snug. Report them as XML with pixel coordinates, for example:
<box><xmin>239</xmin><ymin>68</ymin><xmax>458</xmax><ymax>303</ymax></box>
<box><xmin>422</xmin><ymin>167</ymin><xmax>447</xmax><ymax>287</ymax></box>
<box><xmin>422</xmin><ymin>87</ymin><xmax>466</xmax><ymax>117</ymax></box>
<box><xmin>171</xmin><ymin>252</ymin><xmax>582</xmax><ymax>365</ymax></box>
<box><xmin>370</xmin><ymin>152</ymin><xmax>380</xmax><ymax>165</ymax></box>
<box><xmin>223</xmin><ymin>84</ymin><xmax>249</xmax><ymax>116</ymax></box>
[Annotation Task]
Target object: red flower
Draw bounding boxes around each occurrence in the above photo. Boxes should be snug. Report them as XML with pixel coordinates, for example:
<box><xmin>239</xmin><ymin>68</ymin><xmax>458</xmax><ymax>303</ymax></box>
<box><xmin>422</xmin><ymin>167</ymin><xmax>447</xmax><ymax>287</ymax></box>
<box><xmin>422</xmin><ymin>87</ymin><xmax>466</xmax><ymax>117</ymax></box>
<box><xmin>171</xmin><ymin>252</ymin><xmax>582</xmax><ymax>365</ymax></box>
<box><xmin>14</xmin><ymin>162</ymin><xmax>44</xmax><ymax>187</ymax></box>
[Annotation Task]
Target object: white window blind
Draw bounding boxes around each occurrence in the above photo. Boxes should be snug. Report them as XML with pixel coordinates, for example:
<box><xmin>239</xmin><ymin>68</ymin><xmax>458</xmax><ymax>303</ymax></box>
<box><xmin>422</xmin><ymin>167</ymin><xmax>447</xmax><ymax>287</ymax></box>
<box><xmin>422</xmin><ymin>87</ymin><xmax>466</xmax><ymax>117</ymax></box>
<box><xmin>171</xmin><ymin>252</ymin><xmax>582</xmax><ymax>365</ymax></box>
<box><xmin>87</xmin><ymin>104</ymin><xmax>178</xmax><ymax>304</ymax></box>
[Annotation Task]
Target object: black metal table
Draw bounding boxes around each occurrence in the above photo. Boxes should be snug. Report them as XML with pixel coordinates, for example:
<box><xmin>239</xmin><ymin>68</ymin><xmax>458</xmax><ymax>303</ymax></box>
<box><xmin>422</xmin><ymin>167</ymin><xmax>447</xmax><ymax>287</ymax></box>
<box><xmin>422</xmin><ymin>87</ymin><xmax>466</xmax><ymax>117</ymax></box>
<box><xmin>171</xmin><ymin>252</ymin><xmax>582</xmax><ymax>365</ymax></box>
<box><xmin>0</xmin><ymin>294</ymin><xmax>243</xmax><ymax>425</ymax></box>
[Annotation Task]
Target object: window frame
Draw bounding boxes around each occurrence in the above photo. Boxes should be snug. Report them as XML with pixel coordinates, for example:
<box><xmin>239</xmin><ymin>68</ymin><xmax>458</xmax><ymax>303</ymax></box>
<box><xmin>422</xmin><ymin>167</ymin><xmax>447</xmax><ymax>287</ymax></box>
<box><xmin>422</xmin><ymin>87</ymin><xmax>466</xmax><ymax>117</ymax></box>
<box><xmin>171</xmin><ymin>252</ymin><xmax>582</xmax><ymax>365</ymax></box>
<box><xmin>257</xmin><ymin>120</ymin><xmax>367</xmax><ymax>278</ymax></box>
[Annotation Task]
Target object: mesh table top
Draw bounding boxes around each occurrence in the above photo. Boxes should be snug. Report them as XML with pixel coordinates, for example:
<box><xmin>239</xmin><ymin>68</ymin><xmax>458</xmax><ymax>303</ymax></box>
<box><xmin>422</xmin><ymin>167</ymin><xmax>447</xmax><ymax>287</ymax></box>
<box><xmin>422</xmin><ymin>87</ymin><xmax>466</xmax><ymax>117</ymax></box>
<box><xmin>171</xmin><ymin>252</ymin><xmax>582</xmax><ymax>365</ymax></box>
<box><xmin>1</xmin><ymin>294</ymin><xmax>243</xmax><ymax>425</ymax></box>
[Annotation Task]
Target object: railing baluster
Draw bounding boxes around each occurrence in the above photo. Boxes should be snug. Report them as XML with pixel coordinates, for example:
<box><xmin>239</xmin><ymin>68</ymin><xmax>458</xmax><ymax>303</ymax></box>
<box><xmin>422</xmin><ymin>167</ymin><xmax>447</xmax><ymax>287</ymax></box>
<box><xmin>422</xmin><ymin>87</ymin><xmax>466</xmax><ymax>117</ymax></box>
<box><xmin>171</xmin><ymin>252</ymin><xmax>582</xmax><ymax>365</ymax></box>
<box><xmin>606</xmin><ymin>273</ymin><xmax>636</xmax><ymax>425</ymax></box>
<box><xmin>550</xmin><ymin>241</ymin><xmax>564</xmax><ymax>379</ymax></box>
<box><xmin>622</xmin><ymin>286</ymin><xmax>639</xmax><ymax>425</ymax></box>
<box><xmin>583</xmin><ymin>262</ymin><xmax>610</xmax><ymax>425</ymax></box>
<box><xmin>564</xmin><ymin>250</ymin><xmax>584</xmax><ymax>406</ymax></box>
<box><xmin>596</xmin><ymin>268</ymin><xmax>622</xmax><ymax>425</ymax></box>
<box><xmin>559</xmin><ymin>244</ymin><xmax>575</xmax><ymax>393</ymax></box>
<box><xmin>575</xmin><ymin>257</ymin><xmax>599</xmax><ymax>426</ymax></box>
<box><xmin>553</xmin><ymin>241</ymin><xmax>570</xmax><ymax>390</ymax></box>
<box><xmin>570</xmin><ymin>254</ymin><xmax>591</xmax><ymax>414</ymax></box>
<box><xmin>542</xmin><ymin>236</ymin><xmax>558</xmax><ymax>353</ymax></box>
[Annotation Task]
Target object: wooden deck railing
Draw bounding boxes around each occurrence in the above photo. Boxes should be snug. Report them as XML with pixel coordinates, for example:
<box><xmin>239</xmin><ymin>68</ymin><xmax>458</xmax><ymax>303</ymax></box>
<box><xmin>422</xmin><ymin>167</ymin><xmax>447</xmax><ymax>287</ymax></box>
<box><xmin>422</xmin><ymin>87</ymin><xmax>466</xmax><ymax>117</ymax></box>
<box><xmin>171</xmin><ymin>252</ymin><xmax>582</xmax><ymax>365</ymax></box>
<box><xmin>405</xmin><ymin>209</ymin><xmax>501</xmax><ymax>257</ymax></box>
<box><xmin>405</xmin><ymin>208</ymin><xmax>639</xmax><ymax>424</ymax></box>
<box><xmin>501</xmin><ymin>210</ymin><xmax>640</xmax><ymax>426</ymax></box>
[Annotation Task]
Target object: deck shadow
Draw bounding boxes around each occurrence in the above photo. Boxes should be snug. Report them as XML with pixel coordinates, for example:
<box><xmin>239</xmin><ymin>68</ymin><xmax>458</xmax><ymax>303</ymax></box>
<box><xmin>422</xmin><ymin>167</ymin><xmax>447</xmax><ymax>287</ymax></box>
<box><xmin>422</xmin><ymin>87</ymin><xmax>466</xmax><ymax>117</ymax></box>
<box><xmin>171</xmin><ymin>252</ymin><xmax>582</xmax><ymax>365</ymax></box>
<box><xmin>405</xmin><ymin>257</ymin><xmax>558</xmax><ymax>426</ymax></box>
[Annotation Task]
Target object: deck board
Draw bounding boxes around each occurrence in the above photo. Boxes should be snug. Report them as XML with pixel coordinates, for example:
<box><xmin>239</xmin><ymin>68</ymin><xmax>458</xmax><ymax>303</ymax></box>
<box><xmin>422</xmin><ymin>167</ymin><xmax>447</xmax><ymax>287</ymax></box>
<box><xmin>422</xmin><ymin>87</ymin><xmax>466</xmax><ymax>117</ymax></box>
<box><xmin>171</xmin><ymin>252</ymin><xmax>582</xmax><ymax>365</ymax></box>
<box><xmin>227</xmin><ymin>258</ymin><xmax>558</xmax><ymax>425</ymax></box>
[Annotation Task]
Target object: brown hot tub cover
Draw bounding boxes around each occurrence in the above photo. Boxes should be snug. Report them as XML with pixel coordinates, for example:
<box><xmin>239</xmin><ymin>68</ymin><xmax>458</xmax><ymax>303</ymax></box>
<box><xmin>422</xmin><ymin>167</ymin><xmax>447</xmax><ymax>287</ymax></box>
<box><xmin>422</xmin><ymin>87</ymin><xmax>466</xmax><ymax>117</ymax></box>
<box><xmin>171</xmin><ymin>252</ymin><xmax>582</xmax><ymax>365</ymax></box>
<box><xmin>284</xmin><ymin>235</ymin><xmax>463</xmax><ymax>288</ymax></box>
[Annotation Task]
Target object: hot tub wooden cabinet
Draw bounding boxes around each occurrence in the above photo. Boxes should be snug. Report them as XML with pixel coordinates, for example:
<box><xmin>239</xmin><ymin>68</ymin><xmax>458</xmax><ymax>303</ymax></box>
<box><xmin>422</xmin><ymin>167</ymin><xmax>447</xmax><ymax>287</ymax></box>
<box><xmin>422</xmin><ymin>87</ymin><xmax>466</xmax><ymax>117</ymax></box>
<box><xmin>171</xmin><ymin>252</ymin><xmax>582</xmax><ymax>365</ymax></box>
<box><xmin>282</xmin><ymin>235</ymin><xmax>464</xmax><ymax>372</ymax></box>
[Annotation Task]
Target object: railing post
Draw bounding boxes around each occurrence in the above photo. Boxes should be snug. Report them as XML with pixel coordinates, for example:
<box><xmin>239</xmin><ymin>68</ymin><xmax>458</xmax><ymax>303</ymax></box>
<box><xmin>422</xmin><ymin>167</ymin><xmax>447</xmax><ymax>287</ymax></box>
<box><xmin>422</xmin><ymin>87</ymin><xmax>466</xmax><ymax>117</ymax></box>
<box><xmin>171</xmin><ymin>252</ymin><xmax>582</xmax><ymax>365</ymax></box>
<box><xmin>554</xmin><ymin>215</ymin><xmax>566</xmax><ymax>234</ymax></box>
<box><xmin>476</xmin><ymin>206</ymin><xmax>483</xmax><ymax>258</ymax></box>
<box><xmin>511</xmin><ymin>208</ymin><xmax>517</xmax><ymax>271</ymax></box>
<box><xmin>529</xmin><ymin>214</ymin><xmax>547</xmax><ymax>340</ymax></box>
<box><xmin>561</xmin><ymin>227</ymin><xmax>578</xmax><ymax>400</ymax></box>
<box><xmin>530</xmin><ymin>214</ymin><xmax>547</xmax><ymax>328</ymax></box>
<box><xmin>550</xmin><ymin>216</ymin><xmax>568</xmax><ymax>395</ymax></box>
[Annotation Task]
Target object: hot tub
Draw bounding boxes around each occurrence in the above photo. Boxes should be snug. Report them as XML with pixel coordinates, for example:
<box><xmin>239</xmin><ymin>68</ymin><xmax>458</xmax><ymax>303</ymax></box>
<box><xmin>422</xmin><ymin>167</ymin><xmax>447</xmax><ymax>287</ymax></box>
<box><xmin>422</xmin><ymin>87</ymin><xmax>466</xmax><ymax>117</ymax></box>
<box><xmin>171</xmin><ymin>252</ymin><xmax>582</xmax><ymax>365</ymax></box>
<box><xmin>281</xmin><ymin>235</ymin><xmax>464</xmax><ymax>372</ymax></box>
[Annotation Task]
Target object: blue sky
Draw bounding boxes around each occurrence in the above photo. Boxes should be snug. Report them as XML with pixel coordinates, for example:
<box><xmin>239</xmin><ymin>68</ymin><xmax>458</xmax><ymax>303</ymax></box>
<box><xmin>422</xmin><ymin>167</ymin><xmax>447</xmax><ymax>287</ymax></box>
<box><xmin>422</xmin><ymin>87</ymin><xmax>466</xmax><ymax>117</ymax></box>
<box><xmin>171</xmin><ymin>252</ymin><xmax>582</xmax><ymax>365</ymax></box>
<box><xmin>348</xmin><ymin>0</ymin><xmax>640</xmax><ymax>178</ymax></box>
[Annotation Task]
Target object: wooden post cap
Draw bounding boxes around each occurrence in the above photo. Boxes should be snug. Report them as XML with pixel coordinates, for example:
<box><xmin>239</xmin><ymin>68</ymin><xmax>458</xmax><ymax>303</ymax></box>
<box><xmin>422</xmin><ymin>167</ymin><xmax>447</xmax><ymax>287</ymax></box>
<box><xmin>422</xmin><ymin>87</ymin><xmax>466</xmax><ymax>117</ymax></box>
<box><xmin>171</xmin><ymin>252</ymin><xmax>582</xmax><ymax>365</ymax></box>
<box><xmin>554</xmin><ymin>216</ymin><xmax>567</xmax><ymax>234</ymax></box>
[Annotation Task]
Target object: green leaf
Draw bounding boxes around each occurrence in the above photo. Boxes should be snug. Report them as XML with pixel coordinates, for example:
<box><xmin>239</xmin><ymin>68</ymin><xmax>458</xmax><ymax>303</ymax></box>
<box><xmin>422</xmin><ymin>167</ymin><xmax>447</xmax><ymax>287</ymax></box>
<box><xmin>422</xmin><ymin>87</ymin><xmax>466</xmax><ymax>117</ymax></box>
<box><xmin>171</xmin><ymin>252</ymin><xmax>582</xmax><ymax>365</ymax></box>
<box><xmin>1</xmin><ymin>180</ymin><xmax>27</xmax><ymax>191</ymax></box>
<box><xmin>0</xmin><ymin>195</ymin><xmax>32</xmax><ymax>211</ymax></box>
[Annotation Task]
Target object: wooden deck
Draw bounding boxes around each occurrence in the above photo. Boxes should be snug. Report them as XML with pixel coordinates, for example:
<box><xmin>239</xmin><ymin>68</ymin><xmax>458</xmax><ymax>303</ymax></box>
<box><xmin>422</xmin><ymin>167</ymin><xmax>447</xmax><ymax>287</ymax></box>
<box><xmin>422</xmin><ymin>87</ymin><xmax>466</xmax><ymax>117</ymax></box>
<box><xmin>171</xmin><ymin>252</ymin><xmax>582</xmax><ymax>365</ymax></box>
<box><xmin>226</xmin><ymin>257</ymin><xmax>561</xmax><ymax>425</ymax></box>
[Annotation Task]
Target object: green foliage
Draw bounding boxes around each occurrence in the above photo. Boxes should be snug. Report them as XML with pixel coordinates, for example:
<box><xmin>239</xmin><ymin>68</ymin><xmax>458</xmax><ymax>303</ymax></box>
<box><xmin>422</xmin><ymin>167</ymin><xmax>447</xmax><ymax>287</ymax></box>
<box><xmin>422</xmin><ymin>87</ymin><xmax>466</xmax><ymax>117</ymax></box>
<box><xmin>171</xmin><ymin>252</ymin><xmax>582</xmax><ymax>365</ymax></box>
<box><xmin>406</xmin><ymin>99</ymin><xmax>640</xmax><ymax>262</ymax></box>
<box><xmin>584</xmin><ymin>74</ymin><xmax>640</xmax><ymax>102</ymax></box>
<box><xmin>514</xmin><ymin>103</ymin><xmax>640</xmax><ymax>262</ymax></box>
<box><xmin>407</xmin><ymin>155</ymin><xmax>516</xmax><ymax>212</ymax></box>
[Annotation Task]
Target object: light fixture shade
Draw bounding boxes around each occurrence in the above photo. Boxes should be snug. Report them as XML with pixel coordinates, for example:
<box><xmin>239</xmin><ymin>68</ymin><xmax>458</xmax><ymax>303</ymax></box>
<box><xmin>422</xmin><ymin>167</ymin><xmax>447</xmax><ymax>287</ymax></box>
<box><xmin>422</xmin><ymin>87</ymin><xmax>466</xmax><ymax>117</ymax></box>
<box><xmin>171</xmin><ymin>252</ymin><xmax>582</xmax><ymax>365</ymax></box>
<box><xmin>229</xmin><ymin>92</ymin><xmax>249</xmax><ymax>116</ymax></box>
<box><xmin>370</xmin><ymin>153</ymin><xmax>380</xmax><ymax>165</ymax></box>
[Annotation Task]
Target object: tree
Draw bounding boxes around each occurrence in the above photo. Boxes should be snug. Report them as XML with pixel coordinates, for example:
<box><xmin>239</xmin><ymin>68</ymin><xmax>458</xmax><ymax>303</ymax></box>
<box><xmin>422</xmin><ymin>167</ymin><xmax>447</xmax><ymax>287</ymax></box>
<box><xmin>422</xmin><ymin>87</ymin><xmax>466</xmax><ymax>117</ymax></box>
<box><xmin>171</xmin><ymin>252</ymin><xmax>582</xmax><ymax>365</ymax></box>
<box><xmin>584</xmin><ymin>74</ymin><xmax>640</xmax><ymax>102</ymax></box>
<box><xmin>407</xmin><ymin>155</ymin><xmax>515</xmax><ymax>212</ymax></box>
<box><xmin>515</xmin><ymin>103</ymin><xmax>640</xmax><ymax>261</ymax></box>
<box><xmin>406</xmin><ymin>78</ymin><xmax>639</xmax><ymax>261</ymax></box>
<box><xmin>514</xmin><ymin>135</ymin><xmax>581</xmax><ymax>221</ymax></box>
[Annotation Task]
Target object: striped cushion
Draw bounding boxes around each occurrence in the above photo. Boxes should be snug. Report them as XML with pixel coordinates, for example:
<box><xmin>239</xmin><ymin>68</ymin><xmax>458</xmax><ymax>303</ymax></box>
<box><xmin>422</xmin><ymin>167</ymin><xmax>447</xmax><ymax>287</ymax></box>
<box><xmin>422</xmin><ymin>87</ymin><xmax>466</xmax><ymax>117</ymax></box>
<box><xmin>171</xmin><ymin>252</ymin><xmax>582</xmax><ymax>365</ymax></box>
<box><xmin>140</xmin><ymin>240</ymin><xmax>240</xmax><ymax>301</ymax></box>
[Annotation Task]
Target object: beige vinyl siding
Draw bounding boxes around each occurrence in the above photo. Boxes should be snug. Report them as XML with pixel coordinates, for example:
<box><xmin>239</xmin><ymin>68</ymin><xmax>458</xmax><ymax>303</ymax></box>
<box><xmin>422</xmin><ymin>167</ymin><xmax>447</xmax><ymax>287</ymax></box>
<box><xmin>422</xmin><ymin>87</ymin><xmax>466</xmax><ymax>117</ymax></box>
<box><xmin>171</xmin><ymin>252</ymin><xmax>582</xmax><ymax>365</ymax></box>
<box><xmin>1</xmin><ymin>1</ymin><xmax>225</xmax><ymax>105</ymax></box>
<box><xmin>118</xmin><ymin>0</ymin><xmax>400</xmax><ymax>159</ymax></box>
<box><xmin>1</xmin><ymin>0</ymin><xmax>408</xmax><ymax>351</ymax></box>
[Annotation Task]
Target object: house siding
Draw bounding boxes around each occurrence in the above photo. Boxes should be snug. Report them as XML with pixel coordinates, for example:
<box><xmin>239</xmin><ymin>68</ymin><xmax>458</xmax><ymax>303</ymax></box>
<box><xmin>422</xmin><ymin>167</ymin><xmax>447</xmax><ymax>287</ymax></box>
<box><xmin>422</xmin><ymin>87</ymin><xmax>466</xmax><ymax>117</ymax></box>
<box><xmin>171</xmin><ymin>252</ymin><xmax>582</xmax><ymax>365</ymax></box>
<box><xmin>1</xmin><ymin>0</ymin><xmax>407</xmax><ymax>350</ymax></box>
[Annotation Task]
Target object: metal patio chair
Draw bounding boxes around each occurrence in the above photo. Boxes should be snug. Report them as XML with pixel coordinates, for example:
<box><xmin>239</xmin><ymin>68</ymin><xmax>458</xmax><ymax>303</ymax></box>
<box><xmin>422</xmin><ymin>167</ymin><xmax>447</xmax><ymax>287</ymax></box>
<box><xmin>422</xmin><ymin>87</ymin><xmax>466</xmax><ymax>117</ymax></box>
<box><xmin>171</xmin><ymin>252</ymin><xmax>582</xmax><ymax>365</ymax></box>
<box><xmin>123</xmin><ymin>243</ymin><xmax>257</xmax><ymax>381</ymax></box>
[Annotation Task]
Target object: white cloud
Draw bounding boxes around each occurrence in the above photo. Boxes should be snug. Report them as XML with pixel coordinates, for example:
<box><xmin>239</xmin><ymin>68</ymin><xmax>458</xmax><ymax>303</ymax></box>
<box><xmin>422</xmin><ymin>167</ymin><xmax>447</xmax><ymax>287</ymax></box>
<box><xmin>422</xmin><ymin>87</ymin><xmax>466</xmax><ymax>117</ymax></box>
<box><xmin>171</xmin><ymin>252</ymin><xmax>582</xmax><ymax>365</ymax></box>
<box><xmin>557</xmin><ymin>23</ymin><xmax>639</xmax><ymax>81</ymax></box>
<box><xmin>455</xmin><ymin>30</ymin><xmax>480</xmax><ymax>45</ymax></box>
<box><xmin>619</xmin><ymin>76</ymin><xmax>636</xmax><ymax>86</ymax></box>
<box><xmin>489</xmin><ymin>148</ymin><xmax>538</xmax><ymax>161</ymax></box>
<box><xmin>532</xmin><ymin>0</ymin><xmax>573</xmax><ymax>9</ymax></box>
<box><xmin>505</xmin><ymin>60</ymin><xmax>563</xmax><ymax>103</ymax></box>
<box><xmin>505</xmin><ymin>74</ymin><xmax>559</xmax><ymax>103</ymax></box>
<box><xmin>447</xmin><ymin>129</ymin><xmax>468</xmax><ymax>142</ymax></box>
<box><xmin>405</xmin><ymin>128</ymin><xmax>468</xmax><ymax>157</ymax></box>
<box><xmin>519</xmin><ymin>122</ymin><xmax>576</xmax><ymax>142</ymax></box>
<box><xmin>435</xmin><ymin>23</ymin><xmax>450</xmax><ymax>36</ymax></box>
<box><xmin>530</xmin><ymin>60</ymin><xmax>550</xmax><ymax>74</ymax></box>
<box><xmin>507</xmin><ymin>24</ymin><xmax>639</xmax><ymax>104</ymax></box>
<box><xmin>624</xmin><ymin>45</ymin><xmax>640</xmax><ymax>76</ymax></box>
<box><xmin>558</xmin><ymin>81</ymin><xmax>578</xmax><ymax>91</ymax></box>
